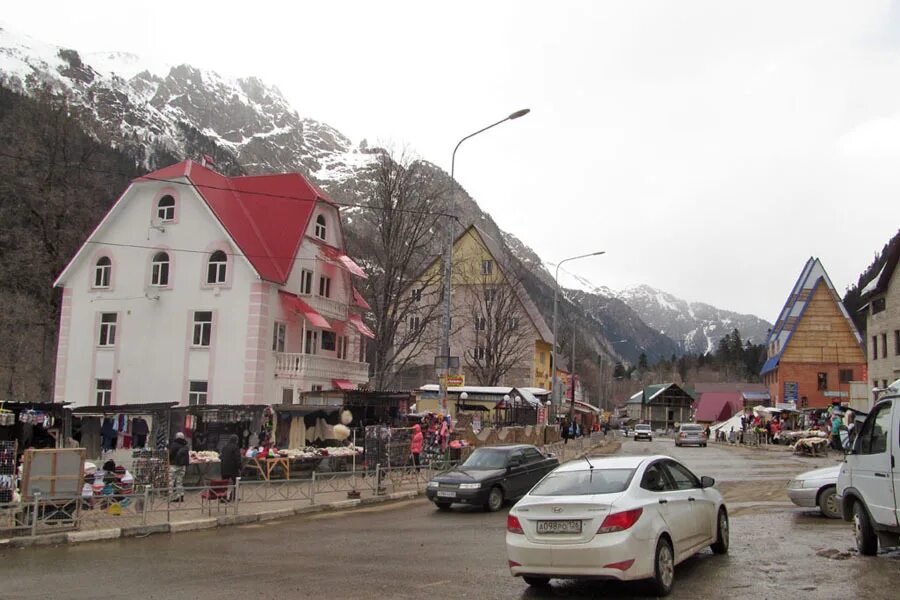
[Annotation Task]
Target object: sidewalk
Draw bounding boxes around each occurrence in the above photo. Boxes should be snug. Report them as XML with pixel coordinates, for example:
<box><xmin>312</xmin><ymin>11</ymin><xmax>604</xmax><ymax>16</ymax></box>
<box><xmin>1</xmin><ymin>435</ymin><xmax>613</xmax><ymax>549</ymax></box>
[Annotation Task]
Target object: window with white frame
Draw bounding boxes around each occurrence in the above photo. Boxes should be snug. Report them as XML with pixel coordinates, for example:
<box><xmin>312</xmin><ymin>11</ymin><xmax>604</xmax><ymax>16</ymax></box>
<box><xmin>188</xmin><ymin>381</ymin><xmax>208</xmax><ymax>406</ymax></box>
<box><xmin>484</xmin><ymin>287</ymin><xmax>496</xmax><ymax>305</ymax></box>
<box><xmin>321</xmin><ymin>331</ymin><xmax>336</xmax><ymax>351</ymax></box>
<box><xmin>319</xmin><ymin>276</ymin><xmax>331</xmax><ymax>298</ymax></box>
<box><xmin>412</xmin><ymin>288</ymin><xmax>422</xmax><ymax>302</ymax></box>
<box><xmin>311</xmin><ymin>384</ymin><xmax>324</xmax><ymax>392</ymax></box>
<box><xmin>207</xmin><ymin>250</ymin><xmax>227</xmax><ymax>284</ymax></box>
<box><xmin>282</xmin><ymin>388</ymin><xmax>294</xmax><ymax>404</ymax></box>
<box><xmin>98</xmin><ymin>313</ymin><xmax>117</xmax><ymax>347</ymax></box>
<box><xmin>315</xmin><ymin>214</ymin><xmax>327</xmax><ymax>240</ymax></box>
<box><xmin>473</xmin><ymin>346</ymin><xmax>486</xmax><ymax>361</ymax></box>
<box><xmin>94</xmin><ymin>257</ymin><xmax>111</xmax><ymax>288</ymax></box>
<box><xmin>337</xmin><ymin>335</ymin><xmax>349</xmax><ymax>360</ymax></box>
<box><xmin>481</xmin><ymin>259</ymin><xmax>493</xmax><ymax>276</ymax></box>
<box><xmin>358</xmin><ymin>337</ymin><xmax>366</xmax><ymax>363</ymax></box>
<box><xmin>508</xmin><ymin>317</ymin><xmax>520</xmax><ymax>330</ymax></box>
<box><xmin>272</xmin><ymin>321</ymin><xmax>286</xmax><ymax>353</ymax></box>
<box><xmin>474</xmin><ymin>316</ymin><xmax>486</xmax><ymax>332</ymax></box>
<box><xmin>157</xmin><ymin>195</ymin><xmax>176</xmax><ymax>222</ymax></box>
<box><xmin>192</xmin><ymin>311</ymin><xmax>213</xmax><ymax>347</ymax></box>
<box><xmin>96</xmin><ymin>379</ymin><xmax>112</xmax><ymax>406</ymax></box>
<box><xmin>151</xmin><ymin>251</ymin><xmax>170</xmax><ymax>286</ymax></box>
<box><xmin>409</xmin><ymin>316</ymin><xmax>421</xmax><ymax>331</ymax></box>
<box><xmin>300</xmin><ymin>269</ymin><xmax>313</xmax><ymax>295</ymax></box>
<box><xmin>305</xmin><ymin>330</ymin><xmax>319</xmax><ymax>354</ymax></box>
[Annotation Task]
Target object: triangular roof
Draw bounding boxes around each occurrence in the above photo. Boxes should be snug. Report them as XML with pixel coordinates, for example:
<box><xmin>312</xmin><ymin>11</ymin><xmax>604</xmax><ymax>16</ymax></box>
<box><xmin>694</xmin><ymin>391</ymin><xmax>743</xmax><ymax>422</ymax></box>
<box><xmin>411</xmin><ymin>224</ymin><xmax>553</xmax><ymax>343</ymax></box>
<box><xmin>628</xmin><ymin>383</ymin><xmax>687</xmax><ymax>405</ymax></box>
<box><xmin>761</xmin><ymin>258</ymin><xmax>862</xmax><ymax>375</ymax></box>
<box><xmin>57</xmin><ymin>160</ymin><xmax>337</xmax><ymax>287</ymax></box>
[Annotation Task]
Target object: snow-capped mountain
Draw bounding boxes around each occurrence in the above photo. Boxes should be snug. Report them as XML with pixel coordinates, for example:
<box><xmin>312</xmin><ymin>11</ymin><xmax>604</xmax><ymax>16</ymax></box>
<box><xmin>0</xmin><ymin>25</ymin><xmax>378</xmax><ymax>184</ymax></box>
<box><xmin>614</xmin><ymin>285</ymin><xmax>772</xmax><ymax>354</ymax></box>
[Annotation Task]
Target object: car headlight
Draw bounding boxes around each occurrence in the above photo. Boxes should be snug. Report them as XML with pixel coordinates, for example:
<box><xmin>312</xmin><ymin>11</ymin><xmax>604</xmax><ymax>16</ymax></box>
<box><xmin>458</xmin><ymin>483</ymin><xmax>481</xmax><ymax>490</ymax></box>
<box><xmin>427</xmin><ymin>481</ymin><xmax>439</xmax><ymax>489</ymax></box>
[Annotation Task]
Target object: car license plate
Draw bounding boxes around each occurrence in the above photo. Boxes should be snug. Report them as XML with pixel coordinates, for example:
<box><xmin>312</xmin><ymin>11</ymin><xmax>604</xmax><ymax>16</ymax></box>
<box><xmin>537</xmin><ymin>520</ymin><xmax>582</xmax><ymax>534</ymax></box>
<box><xmin>437</xmin><ymin>491</ymin><xmax>456</xmax><ymax>498</ymax></box>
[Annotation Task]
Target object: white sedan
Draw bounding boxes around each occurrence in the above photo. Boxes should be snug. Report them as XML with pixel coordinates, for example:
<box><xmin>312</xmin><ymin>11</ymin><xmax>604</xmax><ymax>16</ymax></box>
<box><xmin>506</xmin><ymin>455</ymin><xmax>728</xmax><ymax>596</ymax></box>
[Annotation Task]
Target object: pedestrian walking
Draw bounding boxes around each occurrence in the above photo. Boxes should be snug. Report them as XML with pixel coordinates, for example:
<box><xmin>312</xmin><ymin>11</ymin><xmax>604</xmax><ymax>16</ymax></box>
<box><xmin>410</xmin><ymin>423</ymin><xmax>424</xmax><ymax>470</ymax></box>
<box><xmin>168</xmin><ymin>432</ymin><xmax>189</xmax><ymax>502</ymax></box>
<box><xmin>560</xmin><ymin>419</ymin><xmax>569</xmax><ymax>445</ymax></box>
<box><xmin>220</xmin><ymin>434</ymin><xmax>242</xmax><ymax>501</ymax></box>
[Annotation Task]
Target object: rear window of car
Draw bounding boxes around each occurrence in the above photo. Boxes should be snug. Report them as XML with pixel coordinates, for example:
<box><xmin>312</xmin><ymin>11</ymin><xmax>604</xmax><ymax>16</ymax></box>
<box><xmin>680</xmin><ymin>425</ymin><xmax>703</xmax><ymax>432</ymax></box>
<box><xmin>530</xmin><ymin>469</ymin><xmax>634</xmax><ymax>496</ymax></box>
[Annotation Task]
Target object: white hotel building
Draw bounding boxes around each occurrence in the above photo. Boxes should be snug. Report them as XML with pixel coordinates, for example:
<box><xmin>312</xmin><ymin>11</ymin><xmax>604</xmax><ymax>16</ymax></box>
<box><xmin>52</xmin><ymin>159</ymin><xmax>372</xmax><ymax>408</ymax></box>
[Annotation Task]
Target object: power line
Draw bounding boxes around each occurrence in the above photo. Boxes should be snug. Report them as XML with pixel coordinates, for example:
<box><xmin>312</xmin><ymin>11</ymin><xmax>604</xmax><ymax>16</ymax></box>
<box><xmin>0</xmin><ymin>150</ymin><xmax>454</xmax><ymax>218</ymax></box>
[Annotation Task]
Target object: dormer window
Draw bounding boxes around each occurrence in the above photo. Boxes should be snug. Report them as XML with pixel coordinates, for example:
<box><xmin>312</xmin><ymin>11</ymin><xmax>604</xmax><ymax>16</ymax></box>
<box><xmin>94</xmin><ymin>256</ymin><xmax>111</xmax><ymax>288</ymax></box>
<box><xmin>157</xmin><ymin>195</ymin><xmax>176</xmax><ymax>222</ymax></box>
<box><xmin>151</xmin><ymin>251</ymin><xmax>170</xmax><ymax>286</ymax></box>
<box><xmin>314</xmin><ymin>214</ymin><xmax>326</xmax><ymax>240</ymax></box>
<box><xmin>207</xmin><ymin>250</ymin><xmax>227</xmax><ymax>284</ymax></box>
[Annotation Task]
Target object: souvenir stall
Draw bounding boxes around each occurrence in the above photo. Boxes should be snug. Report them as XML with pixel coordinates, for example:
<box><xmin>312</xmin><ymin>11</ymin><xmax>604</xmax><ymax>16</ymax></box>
<box><xmin>71</xmin><ymin>403</ymin><xmax>176</xmax><ymax>459</ymax></box>
<box><xmin>0</xmin><ymin>402</ymin><xmax>71</xmax><ymax>454</ymax></box>
<box><xmin>179</xmin><ymin>405</ymin><xmax>269</xmax><ymax>453</ymax></box>
<box><xmin>0</xmin><ymin>441</ymin><xmax>16</xmax><ymax>503</ymax></box>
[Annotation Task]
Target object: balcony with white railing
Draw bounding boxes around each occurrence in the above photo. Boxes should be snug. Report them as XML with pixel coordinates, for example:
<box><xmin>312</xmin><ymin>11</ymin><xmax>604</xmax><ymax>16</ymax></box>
<box><xmin>273</xmin><ymin>352</ymin><xmax>369</xmax><ymax>382</ymax></box>
<box><xmin>301</xmin><ymin>294</ymin><xmax>348</xmax><ymax>322</ymax></box>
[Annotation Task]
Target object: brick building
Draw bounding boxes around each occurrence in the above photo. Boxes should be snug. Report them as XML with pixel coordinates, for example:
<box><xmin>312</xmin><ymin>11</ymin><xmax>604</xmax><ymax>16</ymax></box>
<box><xmin>761</xmin><ymin>258</ymin><xmax>866</xmax><ymax>409</ymax></box>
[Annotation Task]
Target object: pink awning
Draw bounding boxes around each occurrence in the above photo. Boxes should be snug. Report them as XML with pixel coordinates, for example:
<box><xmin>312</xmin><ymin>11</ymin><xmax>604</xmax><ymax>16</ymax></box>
<box><xmin>321</xmin><ymin>245</ymin><xmax>368</xmax><ymax>279</ymax></box>
<box><xmin>348</xmin><ymin>314</ymin><xmax>375</xmax><ymax>339</ymax></box>
<box><xmin>332</xmin><ymin>379</ymin><xmax>356</xmax><ymax>391</ymax></box>
<box><xmin>352</xmin><ymin>287</ymin><xmax>371</xmax><ymax>311</ymax></box>
<box><xmin>278</xmin><ymin>291</ymin><xmax>330</xmax><ymax>329</ymax></box>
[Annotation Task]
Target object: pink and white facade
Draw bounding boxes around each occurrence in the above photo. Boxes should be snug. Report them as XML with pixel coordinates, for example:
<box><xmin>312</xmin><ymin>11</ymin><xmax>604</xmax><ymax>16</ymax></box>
<box><xmin>53</xmin><ymin>160</ymin><xmax>372</xmax><ymax>408</ymax></box>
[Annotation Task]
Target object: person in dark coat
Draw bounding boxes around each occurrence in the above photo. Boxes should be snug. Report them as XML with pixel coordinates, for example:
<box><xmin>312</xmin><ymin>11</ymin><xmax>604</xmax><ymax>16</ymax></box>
<box><xmin>220</xmin><ymin>434</ymin><xmax>242</xmax><ymax>500</ymax></box>
<box><xmin>168</xmin><ymin>433</ymin><xmax>190</xmax><ymax>502</ymax></box>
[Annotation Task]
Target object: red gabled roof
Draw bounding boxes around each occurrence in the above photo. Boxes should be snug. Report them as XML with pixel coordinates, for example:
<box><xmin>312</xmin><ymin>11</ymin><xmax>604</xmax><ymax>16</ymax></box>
<box><xmin>138</xmin><ymin>160</ymin><xmax>330</xmax><ymax>284</ymax></box>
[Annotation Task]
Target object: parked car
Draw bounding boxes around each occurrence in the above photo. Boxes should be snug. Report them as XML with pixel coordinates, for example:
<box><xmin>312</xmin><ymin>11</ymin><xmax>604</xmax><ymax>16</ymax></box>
<box><xmin>837</xmin><ymin>380</ymin><xmax>900</xmax><ymax>555</ymax></box>
<box><xmin>507</xmin><ymin>455</ymin><xmax>728</xmax><ymax>596</ymax></box>
<box><xmin>634</xmin><ymin>423</ymin><xmax>652</xmax><ymax>442</ymax></box>
<box><xmin>787</xmin><ymin>465</ymin><xmax>841</xmax><ymax>519</ymax></box>
<box><xmin>426</xmin><ymin>445</ymin><xmax>559</xmax><ymax>512</ymax></box>
<box><xmin>675</xmin><ymin>424</ymin><xmax>707</xmax><ymax>447</ymax></box>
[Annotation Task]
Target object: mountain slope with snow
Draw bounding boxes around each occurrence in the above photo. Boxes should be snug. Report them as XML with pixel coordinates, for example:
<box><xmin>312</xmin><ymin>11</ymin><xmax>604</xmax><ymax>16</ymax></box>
<box><xmin>615</xmin><ymin>284</ymin><xmax>772</xmax><ymax>354</ymax></box>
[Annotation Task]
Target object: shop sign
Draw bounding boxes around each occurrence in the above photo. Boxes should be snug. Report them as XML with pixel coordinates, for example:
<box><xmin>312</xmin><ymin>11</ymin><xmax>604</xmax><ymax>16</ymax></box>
<box><xmin>823</xmin><ymin>391</ymin><xmax>848</xmax><ymax>398</ymax></box>
<box><xmin>440</xmin><ymin>374</ymin><xmax>465</xmax><ymax>387</ymax></box>
<box><xmin>784</xmin><ymin>381</ymin><xmax>798</xmax><ymax>402</ymax></box>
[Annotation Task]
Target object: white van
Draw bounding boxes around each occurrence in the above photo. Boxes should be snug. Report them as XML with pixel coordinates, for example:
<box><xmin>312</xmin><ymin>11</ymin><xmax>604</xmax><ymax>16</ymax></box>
<box><xmin>837</xmin><ymin>379</ymin><xmax>900</xmax><ymax>555</ymax></box>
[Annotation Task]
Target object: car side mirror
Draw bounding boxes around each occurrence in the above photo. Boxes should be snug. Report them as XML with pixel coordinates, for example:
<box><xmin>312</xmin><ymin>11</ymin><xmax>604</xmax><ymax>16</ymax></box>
<box><xmin>700</xmin><ymin>476</ymin><xmax>715</xmax><ymax>488</ymax></box>
<box><xmin>508</xmin><ymin>457</ymin><xmax>522</xmax><ymax>470</ymax></box>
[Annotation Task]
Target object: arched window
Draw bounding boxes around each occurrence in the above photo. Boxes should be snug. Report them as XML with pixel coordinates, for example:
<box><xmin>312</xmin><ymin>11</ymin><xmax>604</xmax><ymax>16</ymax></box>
<box><xmin>94</xmin><ymin>256</ymin><xmax>112</xmax><ymax>288</ymax></box>
<box><xmin>314</xmin><ymin>214</ymin><xmax>326</xmax><ymax>240</ymax></box>
<box><xmin>207</xmin><ymin>250</ymin><xmax>227</xmax><ymax>284</ymax></box>
<box><xmin>151</xmin><ymin>251</ymin><xmax>170</xmax><ymax>286</ymax></box>
<box><xmin>157</xmin><ymin>195</ymin><xmax>176</xmax><ymax>222</ymax></box>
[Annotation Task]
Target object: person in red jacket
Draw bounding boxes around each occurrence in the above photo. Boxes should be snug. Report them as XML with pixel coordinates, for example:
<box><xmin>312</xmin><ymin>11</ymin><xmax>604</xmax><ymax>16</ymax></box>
<box><xmin>410</xmin><ymin>424</ymin><xmax>424</xmax><ymax>470</ymax></box>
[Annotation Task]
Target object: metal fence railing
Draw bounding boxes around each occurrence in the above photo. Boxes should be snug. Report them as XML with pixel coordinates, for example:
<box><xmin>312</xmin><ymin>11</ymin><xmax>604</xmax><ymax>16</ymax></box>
<box><xmin>1</xmin><ymin>434</ymin><xmax>612</xmax><ymax>540</ymax></box>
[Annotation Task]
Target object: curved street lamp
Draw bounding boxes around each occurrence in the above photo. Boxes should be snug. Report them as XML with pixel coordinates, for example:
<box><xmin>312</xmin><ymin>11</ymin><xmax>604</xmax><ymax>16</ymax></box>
<box><xmin>549</xmin><ymin>251</ymin><xmax>605</xmax><ymax>418</ymax></box>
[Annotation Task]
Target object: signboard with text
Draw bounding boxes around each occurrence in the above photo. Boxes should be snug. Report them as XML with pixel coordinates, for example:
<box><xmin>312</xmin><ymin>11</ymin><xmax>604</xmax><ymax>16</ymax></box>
<box><xmin>440</xmin><ymin>374</ymin><xmax>465</xmax><ymax>387</ymax></box>
<box><xmin>784</xmin><ymin>381</ymin><xmax>798</xmax><ymax>402</ymax></box>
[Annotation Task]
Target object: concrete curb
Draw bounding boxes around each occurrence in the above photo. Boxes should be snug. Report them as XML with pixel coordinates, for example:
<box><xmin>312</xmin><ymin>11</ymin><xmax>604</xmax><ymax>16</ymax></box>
<box><xmin>0</xmin><ymin>489</ymin><xmax>423</xmax><ymax>550</ymax></box>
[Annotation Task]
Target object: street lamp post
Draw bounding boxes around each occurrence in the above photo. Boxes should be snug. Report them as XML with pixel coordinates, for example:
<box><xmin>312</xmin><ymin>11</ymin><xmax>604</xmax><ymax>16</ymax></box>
<box><xmin>438</xmin><ymin>109</ymin><xmax>530</xmax><ymax>413</ymax></box>
<box><xmin>550</xmin><ymin>251</ymin><xmax>605</xmax><ymax>418</ymax></box>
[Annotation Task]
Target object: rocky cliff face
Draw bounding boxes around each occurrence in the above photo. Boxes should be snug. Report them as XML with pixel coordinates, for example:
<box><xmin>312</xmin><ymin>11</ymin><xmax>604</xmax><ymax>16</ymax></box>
<box><xmin>0</xmin><ymin>26</ymin><xmax>769</xmax><ymax>367</ymax></box>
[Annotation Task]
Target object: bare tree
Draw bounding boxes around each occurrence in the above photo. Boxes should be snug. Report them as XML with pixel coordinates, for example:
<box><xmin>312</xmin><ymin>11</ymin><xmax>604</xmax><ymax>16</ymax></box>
<box><xmin>351</xmin><ymin>150</ymin><xmax>449</xmax><ymax>389</ymax></box>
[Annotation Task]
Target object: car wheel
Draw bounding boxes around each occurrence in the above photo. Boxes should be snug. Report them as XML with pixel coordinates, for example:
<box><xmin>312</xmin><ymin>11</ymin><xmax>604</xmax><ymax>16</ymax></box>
<box><xmin>675</xmin><ymin>443</ymin><xmax>681</xmax><ymax>447</ymax></box>
<box><xmin>853</xmin><ymin>501</ymin><xmax>878</xmax><ymax>556</ymax></box>
<box><xmin>523</xmin><ymin>576</ymin><xmax>550</xmax><ymax>587</ymax></box>
<box><xmin>817</xmin><ymin>487</ymin><xmax>840</xmax><ymax>519</ymax></box>
<box><xmin>435</xmin><ymin>502</ymin><xmax>452</xmax><ymax>512</ymax></box>
<box><xmin>485</xmin><ymin>486</ymin><xmax>504</xmax><ymax>512</ymax></box>
<box><xmin>701</xmin><ymin>443</ymin><xmax>707</xmax><ymax>448</ymax></box>
<box><xmin>711</xmin><ymin>508</ymin><xmax>729</xmax><ymax>554</ymax></box>
<box><xmin>650</xmin><ymin>536</ymin><xmax>675</xmax><ymax>596</ymax></box>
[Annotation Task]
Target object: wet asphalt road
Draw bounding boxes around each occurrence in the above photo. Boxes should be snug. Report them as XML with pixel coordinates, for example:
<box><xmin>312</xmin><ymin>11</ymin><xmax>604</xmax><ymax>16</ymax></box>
<box><xmin>3</xmin><ymin>438</ymin><xmax>900</xmax><ymax>600</ymax></box>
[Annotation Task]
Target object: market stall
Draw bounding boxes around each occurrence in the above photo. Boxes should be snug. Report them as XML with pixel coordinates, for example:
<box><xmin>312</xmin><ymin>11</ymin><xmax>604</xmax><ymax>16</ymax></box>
<box><xmin>0</xmin><ymin>402</ymin><xmax>71</xmax><ymax>454</ymax></box>
<box><xmin>71</xmin><ymin>403</ymin><xmax>175</xmax><ymax>458</ymax></box>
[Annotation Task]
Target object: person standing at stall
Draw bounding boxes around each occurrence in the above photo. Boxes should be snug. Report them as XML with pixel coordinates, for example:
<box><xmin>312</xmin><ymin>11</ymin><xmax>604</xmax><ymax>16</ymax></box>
<box><xmin>168</xmin><ymin>432</ymin><xmax>189</xmax><ymax>502</ymax></box>
<box><xmin>410</xmin><ymin>424</ymin><xmax>424</xmax><ymax>470</ymax></box>
<box><xmin>220</xmin><ymin>434</ymin><xmax>241</xmax><ymax>501</ymax></box>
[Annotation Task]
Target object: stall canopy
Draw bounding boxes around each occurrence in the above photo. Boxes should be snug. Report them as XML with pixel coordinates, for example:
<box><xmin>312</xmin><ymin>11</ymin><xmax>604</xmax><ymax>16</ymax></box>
<box><xmin>70</xmin><ymin>403</ymin><xmax>177</xmax><ymax>416</ymax></box>
<box><xmin>279</xmin><ymin>291</ymin><xmax>330</xmax><ymax>329</ymax></box>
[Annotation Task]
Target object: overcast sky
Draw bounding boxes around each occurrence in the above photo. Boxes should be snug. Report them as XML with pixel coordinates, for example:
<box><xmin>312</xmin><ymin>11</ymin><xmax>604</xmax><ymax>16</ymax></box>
<box><xmin>4</xmin><ymin>1</ymin><xmax>900</xmax><ymax>320</ymax></box>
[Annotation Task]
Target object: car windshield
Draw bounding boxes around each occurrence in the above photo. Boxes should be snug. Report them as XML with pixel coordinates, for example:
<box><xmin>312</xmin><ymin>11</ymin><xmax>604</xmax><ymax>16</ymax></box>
<box><xmin>461</xmin><ymin>449</ymin><xmax>509</xmax><ymax>470</ymax></box>
<box><xmin>681</xmin><ymin>425</ymin><xmax>702</xmax><ymax>432</ymax></box>
<box><xmin>530</xmin><ymin>469</ymin><xmax>634</xmax><ymax>496</ymax></box>
<box><xmin>636</xmin><ymin>425</ymin><xmax>650</xmax><ymax>430</ymax></box>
